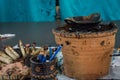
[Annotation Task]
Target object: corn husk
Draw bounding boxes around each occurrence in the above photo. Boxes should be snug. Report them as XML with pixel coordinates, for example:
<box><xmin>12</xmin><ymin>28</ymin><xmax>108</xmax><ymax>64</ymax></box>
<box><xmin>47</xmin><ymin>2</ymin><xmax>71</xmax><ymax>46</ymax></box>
<box><xmin>7</xmin><ymin>46</ymin><xmax>20</xmax><ymax>58</ymax></box>
<box><xmin>25</xmin><ymin>47</ymin><xmax>30</xmax><ymax>55</ymax></box>
<box><xmin>39</xmin><ymin>48</ymin><xmax>44</xmax><ymax>55</ymax></box>
<box><xmin>31</xmin><ymin>45</ymin><xmax>36</xmax><ymax>55</ymax></box>
<box><xmin>0</xmin><ymin>51</ymin><xmax>13</xmax><ymax>60</ymax></box>
<box><xmin>0</xmin><ymin>56</ymin><xmax>13</xmax><ymax>64</ymax></box>
<box><xmin>5</xmin><ymin>47</ymin><xmax>17</xmax><ymax>60</ymax></box>
<box><xmin>19</xmin><ymin>40</ymin><xmax>26</xmax><ymax>57</ymax></box>
<box><xmin>32</xmin><ymin>48</ymin><xmax>41</xmax><ymax>55</ymax></box>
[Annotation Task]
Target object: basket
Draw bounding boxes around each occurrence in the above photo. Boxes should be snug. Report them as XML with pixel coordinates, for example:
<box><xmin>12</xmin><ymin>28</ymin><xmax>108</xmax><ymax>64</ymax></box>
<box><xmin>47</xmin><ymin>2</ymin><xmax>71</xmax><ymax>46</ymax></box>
<box><xmin>53</xmin><ymin>22</ymin><xmax>118</xmax><ymax>79</ymax></box>
<box><xmin>30</xmin><ymin>56</ymin><xmax>58</xmax><ymax>80</ymax></box>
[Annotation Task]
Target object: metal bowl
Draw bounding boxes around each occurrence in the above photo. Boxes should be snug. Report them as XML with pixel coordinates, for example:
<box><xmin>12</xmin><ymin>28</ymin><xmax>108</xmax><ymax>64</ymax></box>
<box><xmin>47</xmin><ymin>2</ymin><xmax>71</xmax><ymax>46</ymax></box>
<box><xmin>64</xmin><ymin>13</ymin><xmax>101</xmax><ymax>26</ymax></box>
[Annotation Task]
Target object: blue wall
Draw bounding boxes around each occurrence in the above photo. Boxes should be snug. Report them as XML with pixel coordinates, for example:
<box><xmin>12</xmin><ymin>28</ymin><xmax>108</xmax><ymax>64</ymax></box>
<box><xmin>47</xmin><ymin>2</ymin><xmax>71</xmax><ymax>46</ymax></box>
<box><xmin>0</xmin><ymin>0</ymin><xmax>120</xmax><ymax>22</ymax></box>
<box><xmin>0</xmin><ymin>0</ymin><xmax>56</xmax><ymax>22</ymax></box>
<box><xmin>60</xmin><ymin>0</ymin><xmax>120</xmax><ymax>21</ymax></box>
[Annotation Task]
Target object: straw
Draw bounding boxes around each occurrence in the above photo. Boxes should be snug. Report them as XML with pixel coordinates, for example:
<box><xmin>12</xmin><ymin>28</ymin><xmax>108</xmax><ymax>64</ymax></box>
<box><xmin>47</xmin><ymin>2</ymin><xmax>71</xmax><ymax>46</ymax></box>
<box><xmin>49</xmin><ymin>47</ymin><xmax>53</xmax><ymax>58</ymax></box>
<box><xmin>50</xmin><ymin>46</ymin><xmax>62</xmax><ymax>61</ymax></box>
<box><xmin>42</xmin><ymin>55</ymin><xmax>46</xmax><ymax>62</ymax></box>
<box><xmin>37</xmin><ymin>54</ymin><xmax>43</xmax><ymax>62</ymax></box>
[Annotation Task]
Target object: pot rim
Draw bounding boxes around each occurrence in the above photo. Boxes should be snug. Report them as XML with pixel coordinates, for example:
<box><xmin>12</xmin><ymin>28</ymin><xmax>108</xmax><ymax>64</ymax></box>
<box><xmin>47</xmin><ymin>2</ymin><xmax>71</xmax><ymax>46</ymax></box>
<box><xmin>30</xmin><ymin>55</ymin><xmax>56</xmax><ymax>65</ymax></box>
<box><xmin>53</xmin><ymin>23</ymin><xmax>118</xmax><ymax>38</ymax></box>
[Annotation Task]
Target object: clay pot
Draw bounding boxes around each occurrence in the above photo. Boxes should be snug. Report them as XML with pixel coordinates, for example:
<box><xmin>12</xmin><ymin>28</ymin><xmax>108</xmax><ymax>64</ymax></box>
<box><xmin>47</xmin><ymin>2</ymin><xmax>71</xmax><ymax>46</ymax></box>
<box><xmin>30</xmin><ymin>56</ymin><xmax>57</xmax><ymax>80</ymax></box>
<box><xmin>53</xmin><ymin>21</ymin><xmax>117</xmax><ymax>79</ymax></box>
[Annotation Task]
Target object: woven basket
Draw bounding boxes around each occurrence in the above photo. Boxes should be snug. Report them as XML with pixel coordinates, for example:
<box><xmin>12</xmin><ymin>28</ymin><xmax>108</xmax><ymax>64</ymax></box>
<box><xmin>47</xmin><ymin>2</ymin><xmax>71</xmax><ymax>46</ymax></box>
<box><xmin>30</xmin><ymin>56</ymin><xmax>58</xmax><ymax>80</ymax></box>
<box><xmin>53</xmin><ymin>23</ymin><xmax>118</xmax><ymax>79</ymax></box>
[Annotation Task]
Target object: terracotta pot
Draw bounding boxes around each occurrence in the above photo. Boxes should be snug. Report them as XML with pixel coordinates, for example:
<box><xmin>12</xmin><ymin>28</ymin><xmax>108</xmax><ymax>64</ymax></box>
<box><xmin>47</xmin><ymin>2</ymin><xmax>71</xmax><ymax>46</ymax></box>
<box><xmin>30</xmin><ymin>56</ymin><xmax>57</xmax><ymax>80</ymax></box>
<box><xmin>53</xmin><ymin>22</ymin><xmax>117</xmax><ymax>79</ymax></box>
